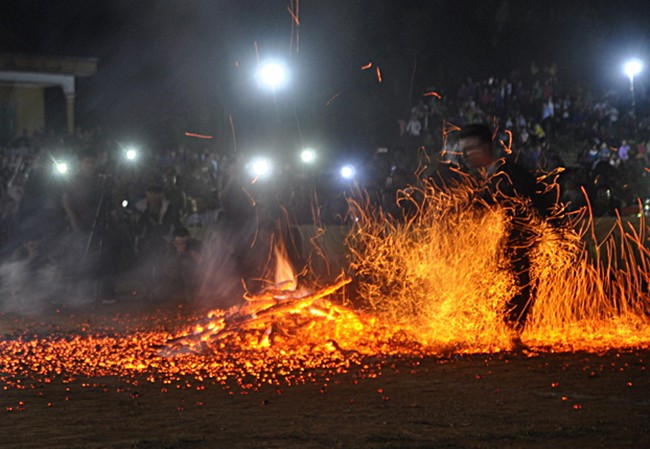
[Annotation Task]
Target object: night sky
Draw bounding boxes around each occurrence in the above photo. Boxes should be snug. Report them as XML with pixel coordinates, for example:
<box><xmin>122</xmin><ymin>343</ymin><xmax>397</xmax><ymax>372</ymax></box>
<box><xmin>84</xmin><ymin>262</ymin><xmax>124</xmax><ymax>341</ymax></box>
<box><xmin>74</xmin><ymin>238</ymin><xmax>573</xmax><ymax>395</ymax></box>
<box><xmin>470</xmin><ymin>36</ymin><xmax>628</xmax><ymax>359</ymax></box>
<box><xmin>2</xmin><ymin>0</ymin><xmax>650</xmax><ymax>153</ymax></box>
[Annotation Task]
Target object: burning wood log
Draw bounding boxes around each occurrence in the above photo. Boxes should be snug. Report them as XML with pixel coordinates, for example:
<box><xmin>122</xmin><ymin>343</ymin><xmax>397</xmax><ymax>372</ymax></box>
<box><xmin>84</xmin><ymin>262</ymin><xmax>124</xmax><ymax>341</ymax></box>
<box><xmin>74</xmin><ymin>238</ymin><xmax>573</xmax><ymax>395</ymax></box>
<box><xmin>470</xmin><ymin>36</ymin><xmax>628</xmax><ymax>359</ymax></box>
<box><xmin>163</xmin><ymin>277</ymin><xmax>352</xmax><ymax>355</ymax></box>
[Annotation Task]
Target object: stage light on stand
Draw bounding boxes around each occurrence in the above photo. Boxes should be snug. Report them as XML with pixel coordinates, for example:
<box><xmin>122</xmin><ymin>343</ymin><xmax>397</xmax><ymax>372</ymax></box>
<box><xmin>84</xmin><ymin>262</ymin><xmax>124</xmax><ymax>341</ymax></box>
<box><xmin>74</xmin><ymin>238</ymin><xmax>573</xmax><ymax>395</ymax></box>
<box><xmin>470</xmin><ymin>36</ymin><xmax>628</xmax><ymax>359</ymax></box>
<box><xmin>256</xmin><ymin>60</ymin><xmax>289</xmax><ymax>91</ymax></box>
<box><xmin>301</xmin><ymin>148</ymin><xmax>317</xmax><ymax>164</ymax></box>
<box><xmin>125</xmin><ymin>148</ymin><xmax>138</xmax><ymax>161</ymax></box>
<box><xmin>340</xmin><ymin>164</ymin><xmax>356</xmax><ymax>180</ymax></box>
<box><xmin>624</xmin><ymin>58</ymin><xmax>643</xmax><ymax>81</ymax></box>
<box><xmin>54</xmin><ymin>161</ymin><xmax>68</xmax><ymax>175</ymax></box>
<box><xmin>248</xmin><ymin>156</ymin><xmax>273</xmax><ymax>181</ymax></box>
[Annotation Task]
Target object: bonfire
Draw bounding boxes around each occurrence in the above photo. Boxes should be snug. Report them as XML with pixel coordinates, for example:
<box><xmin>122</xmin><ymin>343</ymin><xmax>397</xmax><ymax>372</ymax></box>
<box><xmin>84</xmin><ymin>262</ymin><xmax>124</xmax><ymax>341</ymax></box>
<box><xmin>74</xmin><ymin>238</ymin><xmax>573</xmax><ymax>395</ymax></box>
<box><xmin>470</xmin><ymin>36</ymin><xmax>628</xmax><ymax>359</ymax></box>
<box><xmin>1</xmin><ymin>174</ymin><xmax>650</xmax><ymax>390</ymax></box>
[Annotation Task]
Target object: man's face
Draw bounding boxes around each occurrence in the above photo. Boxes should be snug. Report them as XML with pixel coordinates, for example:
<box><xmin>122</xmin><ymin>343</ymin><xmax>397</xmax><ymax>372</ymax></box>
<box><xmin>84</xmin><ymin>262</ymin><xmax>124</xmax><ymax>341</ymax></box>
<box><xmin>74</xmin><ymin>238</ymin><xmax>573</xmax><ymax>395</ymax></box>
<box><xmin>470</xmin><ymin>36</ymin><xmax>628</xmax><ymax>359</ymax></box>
<box><xmin>174</xmin><ymin>236</ymin><xmax>190</xmax><ymax>254</ymax></box>
<box><xmin>459</xmin><ymin>137</ymin><xmax>492</xmax><ymax>169</ymax></box>
<box><xmin>163</xmin><ymin>174</ymin><xmax>176</xmax><ymax>187</ymax></box>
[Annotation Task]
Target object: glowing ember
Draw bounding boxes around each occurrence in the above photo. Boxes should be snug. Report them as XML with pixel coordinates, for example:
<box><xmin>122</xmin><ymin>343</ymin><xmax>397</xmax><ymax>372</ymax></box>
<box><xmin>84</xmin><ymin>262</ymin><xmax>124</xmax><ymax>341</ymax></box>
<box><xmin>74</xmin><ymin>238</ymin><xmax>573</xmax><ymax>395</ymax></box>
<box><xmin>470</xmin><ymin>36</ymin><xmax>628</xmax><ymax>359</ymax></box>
<box><xmin>161</xmin><ymin>276</ymin><xmax>357</xmax><ymax>356</ymax></box>
<box><xmin>1</xmin><ymin>182</ymin><xmax>649</xmax><ymax>392</ymax></box>
<box><xmin>0</xmin><ymin>246</ymin><xmax>423</xmax><ymax>391</ymax></box>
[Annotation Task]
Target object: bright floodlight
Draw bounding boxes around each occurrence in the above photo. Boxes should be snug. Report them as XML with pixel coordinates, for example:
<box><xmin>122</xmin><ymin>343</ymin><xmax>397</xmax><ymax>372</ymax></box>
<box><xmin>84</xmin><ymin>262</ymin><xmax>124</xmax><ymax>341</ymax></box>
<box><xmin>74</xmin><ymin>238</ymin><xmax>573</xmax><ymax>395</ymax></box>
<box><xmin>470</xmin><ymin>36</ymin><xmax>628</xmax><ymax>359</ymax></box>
<box><xmin>301</xmin><ymin>148</ymin><xmax>316</xmax><ymax>164</ymax></box>
<box><xmin>125</xmin><ymin>148</ymin><xmax>137</xmax><ymax>161</ymax></box>
<box><xmin>340</xmin><ymin>164</ymin><xmax>356</xmax><ymax>180</ymax></box>
<box><xmin>54</xmin><ymin>162</ymin><xmax>68</xmax><ymax>175</ymax></box>
<box><xmin>624</xmin><ymin>58</ymin><xmax>643</xmax><ymax>80</ymax></box>
<box><xmin>249</xmin><ymin>156</ymin><xmax>272</xmax><ymax>178</ymax></box>
<box><xmin>256</xmin><ymin>60</ymin><xmax>288</xmax><ymax>90</ymax></box>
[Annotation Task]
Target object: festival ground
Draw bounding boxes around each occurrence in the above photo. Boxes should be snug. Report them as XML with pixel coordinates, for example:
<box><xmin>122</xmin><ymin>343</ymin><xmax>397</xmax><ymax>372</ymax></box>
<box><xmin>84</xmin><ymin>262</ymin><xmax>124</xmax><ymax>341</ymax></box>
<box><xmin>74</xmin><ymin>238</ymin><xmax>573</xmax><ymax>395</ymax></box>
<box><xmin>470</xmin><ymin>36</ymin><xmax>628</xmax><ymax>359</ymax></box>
<box><xmin>1</xmin><ymin>301</ymin><xmax>648</xmax><ymax>449</ymax></box>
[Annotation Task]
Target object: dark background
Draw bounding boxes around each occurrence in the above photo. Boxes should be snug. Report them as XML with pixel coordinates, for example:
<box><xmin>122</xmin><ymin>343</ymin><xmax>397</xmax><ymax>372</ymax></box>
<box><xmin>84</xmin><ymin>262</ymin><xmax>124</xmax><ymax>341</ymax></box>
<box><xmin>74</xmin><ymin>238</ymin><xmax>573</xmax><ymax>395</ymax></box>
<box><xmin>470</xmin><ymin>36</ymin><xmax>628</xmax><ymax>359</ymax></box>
<box><xmin>1</xmin><ymin>0</ymin><xmax>650</xmax><ymax>155</ymax></box>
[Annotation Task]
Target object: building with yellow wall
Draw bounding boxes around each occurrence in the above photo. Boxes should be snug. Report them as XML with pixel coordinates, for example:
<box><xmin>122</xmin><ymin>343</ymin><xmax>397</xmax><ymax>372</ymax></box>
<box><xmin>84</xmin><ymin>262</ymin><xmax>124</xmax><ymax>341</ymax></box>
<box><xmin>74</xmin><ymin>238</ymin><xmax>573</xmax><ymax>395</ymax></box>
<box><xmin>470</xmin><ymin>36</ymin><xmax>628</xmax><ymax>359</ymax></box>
<box><xmin>0</xmin><ymin>53</ymin><xmax>97</xmax><ymax>141</ymax></box>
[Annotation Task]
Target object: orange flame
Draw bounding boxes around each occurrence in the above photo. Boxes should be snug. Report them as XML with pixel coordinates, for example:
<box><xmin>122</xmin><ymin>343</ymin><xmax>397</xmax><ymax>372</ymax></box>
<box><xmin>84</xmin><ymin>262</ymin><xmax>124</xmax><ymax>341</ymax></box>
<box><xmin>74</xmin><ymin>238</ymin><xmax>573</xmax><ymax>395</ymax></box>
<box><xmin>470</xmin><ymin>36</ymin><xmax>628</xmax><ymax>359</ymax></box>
<box><xmin>273</xmin><ymin>243</ymin><xmax>297</xmax><ymax>291</ymax></box>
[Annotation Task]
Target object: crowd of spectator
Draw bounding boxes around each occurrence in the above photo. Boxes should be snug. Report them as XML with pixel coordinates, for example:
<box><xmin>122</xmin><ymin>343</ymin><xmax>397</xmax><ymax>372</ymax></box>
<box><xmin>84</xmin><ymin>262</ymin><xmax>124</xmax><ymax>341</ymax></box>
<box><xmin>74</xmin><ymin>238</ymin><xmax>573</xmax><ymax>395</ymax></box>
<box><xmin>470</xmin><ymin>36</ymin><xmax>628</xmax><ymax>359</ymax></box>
<box><xmin>398</xmin><ymin>61</ymin><xmax>650</xmax><ymax>216</ymax></box>
<box><xmin>0</xmin><ymin>116</ymin><xmax>396</xmax><ymax>311</ymax></box>
<box><xmin>1</xmin><ymin>61</ymin><xmax>650</xmax><ymax>309</ymax></box>
<box><xmin>0</xmin><ymin>127</ymin><xmax>275</xmax><ymax>309</ymax></box>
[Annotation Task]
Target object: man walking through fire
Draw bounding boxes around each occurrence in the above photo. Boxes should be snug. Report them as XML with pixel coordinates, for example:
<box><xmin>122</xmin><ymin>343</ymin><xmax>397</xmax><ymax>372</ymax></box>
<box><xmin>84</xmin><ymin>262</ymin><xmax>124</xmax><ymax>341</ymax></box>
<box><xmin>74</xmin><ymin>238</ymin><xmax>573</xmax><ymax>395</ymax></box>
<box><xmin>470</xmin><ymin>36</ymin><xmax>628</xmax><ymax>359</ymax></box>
<box><xmin>457</xmin><ymin>123</ymin><xmax>554</xmax><ymax>331</ymax></box>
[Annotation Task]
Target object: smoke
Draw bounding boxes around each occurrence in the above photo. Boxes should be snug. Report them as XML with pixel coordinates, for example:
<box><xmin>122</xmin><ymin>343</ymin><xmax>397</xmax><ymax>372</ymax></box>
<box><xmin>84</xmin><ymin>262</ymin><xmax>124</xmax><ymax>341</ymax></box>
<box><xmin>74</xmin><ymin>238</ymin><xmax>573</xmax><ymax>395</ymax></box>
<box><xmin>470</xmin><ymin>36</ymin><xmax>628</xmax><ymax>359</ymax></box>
<box><xmin>0</xmin><ymin>260</ymin><xmax>57</xmax><ymax>313</ymax></box>
<box><xmin>193</xmin><ymin>217</ymin><xmax>276</xmax><ymax>310</ymax></box>
<box><xmin>0</xmin><ymin>233</ymin><xmax>97</xmax><ymax>315</ymax></box>
<box><xmin>0</xmin><ymin>220</ymin><xmax>271</xmax><ymax>316</ymax></box>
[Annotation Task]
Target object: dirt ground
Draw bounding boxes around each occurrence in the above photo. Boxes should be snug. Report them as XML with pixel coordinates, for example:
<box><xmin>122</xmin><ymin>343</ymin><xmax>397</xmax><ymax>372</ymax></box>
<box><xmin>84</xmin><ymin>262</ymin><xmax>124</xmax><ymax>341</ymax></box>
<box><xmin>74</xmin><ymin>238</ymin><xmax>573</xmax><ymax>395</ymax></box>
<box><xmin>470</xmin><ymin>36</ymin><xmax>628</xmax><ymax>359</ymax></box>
<box><xmin>1</xmin><ymin>301</ymin><xmax>649</xmax><ymax>449</ymax></box>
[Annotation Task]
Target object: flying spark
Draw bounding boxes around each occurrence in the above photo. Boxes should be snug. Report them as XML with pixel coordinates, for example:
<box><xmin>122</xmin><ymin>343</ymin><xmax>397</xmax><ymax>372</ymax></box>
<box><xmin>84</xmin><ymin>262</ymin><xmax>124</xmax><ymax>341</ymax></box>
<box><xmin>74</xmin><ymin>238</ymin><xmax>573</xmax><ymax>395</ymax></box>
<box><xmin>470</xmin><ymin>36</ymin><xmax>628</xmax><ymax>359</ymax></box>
<box><xmin>423</xmin><ymin>91</ymin><xmax>442</xmax><ymax>99</ymax></box>
<box><xmin>325</xmin><ymin>91</ymin><xmax>342</xmax><ymax>107</ymax></box>
<box><xmin>184</xmin><ymin>132</ymin><xmax>214</xmax><ymax>139</ymax></box>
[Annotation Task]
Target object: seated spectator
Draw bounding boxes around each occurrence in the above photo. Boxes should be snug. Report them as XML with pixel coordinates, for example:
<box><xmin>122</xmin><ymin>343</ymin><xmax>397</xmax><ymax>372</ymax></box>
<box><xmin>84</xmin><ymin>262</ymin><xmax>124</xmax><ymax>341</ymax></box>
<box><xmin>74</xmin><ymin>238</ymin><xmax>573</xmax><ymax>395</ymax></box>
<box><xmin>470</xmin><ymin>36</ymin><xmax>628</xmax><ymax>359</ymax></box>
<box><xmin>618</xmin><ymin>140</ymin><xmax>631</xmax><ymax>163</ymax></box>
<box><xmin>533</xmin><ymin>123</ymin><xmax>546</xmax><ymax>141</ymax></box>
